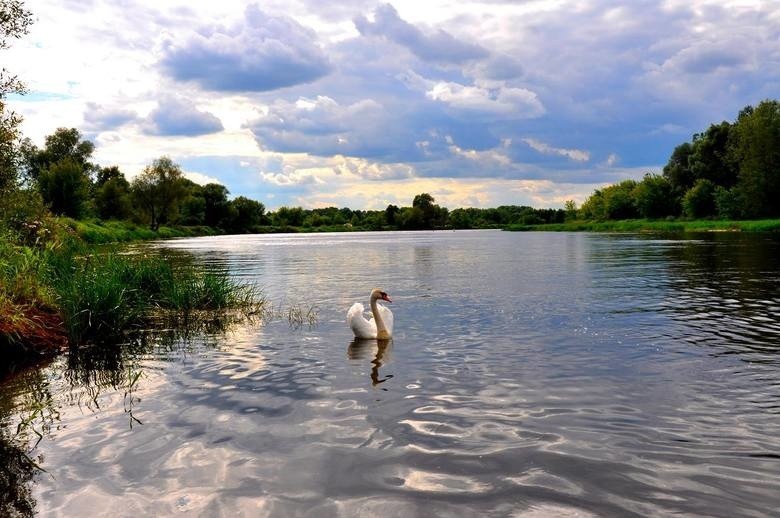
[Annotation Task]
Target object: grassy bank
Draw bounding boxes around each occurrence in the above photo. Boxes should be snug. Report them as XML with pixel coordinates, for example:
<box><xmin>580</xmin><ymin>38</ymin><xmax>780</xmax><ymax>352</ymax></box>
<box><xmin>61</xmin><ymin>218</ymin><xmax>219</xmax><ymax>244</ymax></box>
<box><xmin>1</xmin><ymin>223</ymin><xmax>264</xmax><ymax>363</ymax></box>
<box><xmin>506</xmin><ymin>218</ymin><xmax>780</xmax><ymax>232</ymax></box>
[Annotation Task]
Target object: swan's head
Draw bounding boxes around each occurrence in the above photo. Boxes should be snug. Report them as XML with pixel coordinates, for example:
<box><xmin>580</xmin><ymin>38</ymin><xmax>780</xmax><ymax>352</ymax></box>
<box><xmin>371</xmin><ymin>288</ymin><xmax>392</xmax><ymax>303</ymax></box>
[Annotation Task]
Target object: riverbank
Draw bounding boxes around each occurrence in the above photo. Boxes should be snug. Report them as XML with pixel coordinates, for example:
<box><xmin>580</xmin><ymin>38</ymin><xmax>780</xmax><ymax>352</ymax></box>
<box><xmin>506</xmin><ymin>219</ymin><xmax>780</xmax><ymax>232</ymax></box>
<box><xmin>1</xmin><ymin>224</ymin><xmax>264</xmax><ymax>371</ymax></box>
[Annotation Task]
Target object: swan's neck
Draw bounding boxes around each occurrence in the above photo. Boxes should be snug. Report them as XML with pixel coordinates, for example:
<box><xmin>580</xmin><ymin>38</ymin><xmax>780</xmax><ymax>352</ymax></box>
<box><xmin>370</xmin><ymin>298</ymin><xmax>390</xmax><ymax>339</ymax></box>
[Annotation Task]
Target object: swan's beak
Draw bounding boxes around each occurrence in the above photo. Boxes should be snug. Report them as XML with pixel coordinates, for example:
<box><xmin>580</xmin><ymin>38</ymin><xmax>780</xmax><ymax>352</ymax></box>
<box><xmin>381</xmin><ymin>293</ymin><xmax>392</xmax><ymax>303</ymax></box>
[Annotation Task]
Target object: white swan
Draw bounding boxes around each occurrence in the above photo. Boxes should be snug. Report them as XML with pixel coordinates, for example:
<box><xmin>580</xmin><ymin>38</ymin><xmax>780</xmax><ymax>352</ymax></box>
<box><xmin>347</xmin><ymin>288</ymin><xmax>394</xmax><ymax>339</ymax></box>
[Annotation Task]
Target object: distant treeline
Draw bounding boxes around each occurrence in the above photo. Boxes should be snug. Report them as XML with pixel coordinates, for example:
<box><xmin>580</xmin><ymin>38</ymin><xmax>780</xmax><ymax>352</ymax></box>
<box><xmin>0</xmin><ymin>127</ymin><xmax>564</xmax><ymax>234</ymax></box>
<box><xmin>576</xmin><ymin>99</ymin><xmax>780</xmax><ymax>221</ymax></box>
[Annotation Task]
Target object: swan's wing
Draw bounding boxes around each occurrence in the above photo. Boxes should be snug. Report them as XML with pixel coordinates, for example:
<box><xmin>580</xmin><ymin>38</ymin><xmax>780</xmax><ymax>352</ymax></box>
<box><xmin>347</xmin><ymin>302</ymin><xmax>377</xmax><ymax>338</ymax></box>
<box><xmin>376</xmin><ymin>303</ymin><xmax>394</xmax><ymax>336</ymax></box>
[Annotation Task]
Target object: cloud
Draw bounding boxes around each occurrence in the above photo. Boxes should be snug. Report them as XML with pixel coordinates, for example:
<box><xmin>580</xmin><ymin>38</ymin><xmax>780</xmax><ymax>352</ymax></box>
<box><xmin>426</xmin><ymin>80</ymin><xmax>544</xmax><ymax>119</ymax></box>
<box><xmin>522</xmin><ymin>138</ymin><xmax>590</xmax><ymax>162</ymax></box>
<box><xmin>83</xmin><ymin>102</ymin><xmax>138</xmax><ymax>131</ymax></box>
<box><xmin>160</xmin><ymin>5</ymin><xmax>330</xmax><ymax>92</ymax></box>
<box><xmin>246</xmin><ymin>95</ymin><xmax>411</xmax><ymax>159</ymax></box>
<box><xmin>354</xmin><ymin>4</ymin><xmax>488</xmax><ymax>64</ymax></box>
<box><xmin>143</xmin><ymin>97</ymin><xmax>224</xmax><ymax>137</ymax></box>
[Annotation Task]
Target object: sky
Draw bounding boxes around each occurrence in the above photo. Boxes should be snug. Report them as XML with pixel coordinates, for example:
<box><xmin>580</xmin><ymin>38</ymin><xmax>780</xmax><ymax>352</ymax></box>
<box><xmin>5</xmin><ymin>0</ymin><xmax>779</xmax><ymax>210</ymax></box>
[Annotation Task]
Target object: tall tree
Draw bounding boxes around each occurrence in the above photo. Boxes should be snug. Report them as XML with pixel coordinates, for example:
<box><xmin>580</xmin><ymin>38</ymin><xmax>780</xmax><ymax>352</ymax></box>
<box><xmin>130</xmin><ymin>156</ymin><xmax>187</xmax><ymax>230</ymax></box>
<box><xmin>38</xmin><ymin>158</ymin><xmax>90</xmax><ymax>218</ymax></box>
<box><xmin>728</xmin><ymin>100</ymin><xmax>780</xmax><ymax>218</ymax></box>
<box><xmin>0</xmin><ymin>0</ymin><xmax>33</xmax><ymax>193</ymax></box>
<box><xmin>202</xmin><ymin>183</ymin><xmax>230</xmax><ymax>228</ymax></box>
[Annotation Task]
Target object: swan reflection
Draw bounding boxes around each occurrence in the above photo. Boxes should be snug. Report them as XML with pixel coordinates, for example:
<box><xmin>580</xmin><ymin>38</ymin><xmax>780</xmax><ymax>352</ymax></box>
<box><xmin>347</xmin><ymin>338</ymin><xmax>394</xmax><ymax>387</ymax></box>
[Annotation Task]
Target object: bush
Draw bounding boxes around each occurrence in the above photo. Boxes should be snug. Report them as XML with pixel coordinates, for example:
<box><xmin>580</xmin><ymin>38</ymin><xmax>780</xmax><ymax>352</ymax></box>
<box><xmin>683</xmin><ymin>179</ymin><xmax>717</xmax><ymax>218</ymax></box>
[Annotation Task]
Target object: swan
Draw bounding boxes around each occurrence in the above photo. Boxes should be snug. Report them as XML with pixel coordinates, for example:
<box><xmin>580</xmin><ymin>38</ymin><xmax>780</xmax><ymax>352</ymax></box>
<box><xmin>347</xmin><ymin>288</ymin><xmax>394</xmax><ymax>339</ymax></box>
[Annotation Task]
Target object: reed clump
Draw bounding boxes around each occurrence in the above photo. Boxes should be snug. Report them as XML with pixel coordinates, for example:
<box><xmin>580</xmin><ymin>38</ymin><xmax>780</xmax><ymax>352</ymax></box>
<box><xmin>1</xmin><ymin>226</ymin><xmax>265</xmax><ymax>355</ymax></box>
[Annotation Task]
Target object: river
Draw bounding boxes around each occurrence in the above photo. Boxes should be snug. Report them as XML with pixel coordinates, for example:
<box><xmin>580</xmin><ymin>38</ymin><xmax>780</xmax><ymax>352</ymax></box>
<box><xmin>1</xmin><ymin>230</ymin><xmax>779</xmax><ymax>516</ymax></box>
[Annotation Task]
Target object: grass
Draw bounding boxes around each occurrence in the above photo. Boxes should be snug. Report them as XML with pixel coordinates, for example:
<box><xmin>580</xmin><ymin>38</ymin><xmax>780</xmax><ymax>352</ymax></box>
<box><xmin>60</xmin><ymin>218</ymin><xmax>218</xmax><ymax>244</ymax></box>
<box><xmin>1</xmin><ymin>225</ymin><xmax>266</xmax><ymax>355</ymax></box>
<box><xmin>506</xmin><ymin>218</ymin><xmax>780</xmax><ymax>233</ymax></box>
<box><xmin>48</xmin><ymin>249</ymin><xmax>265</xmax><ymax>343</ymax></box>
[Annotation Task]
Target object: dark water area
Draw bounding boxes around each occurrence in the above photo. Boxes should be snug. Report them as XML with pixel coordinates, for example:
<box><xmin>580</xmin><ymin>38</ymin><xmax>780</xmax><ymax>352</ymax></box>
<box><xmin>1</xmin><ymin>230</ymin><xmax>780</xmax><ymax>517</ymax></box>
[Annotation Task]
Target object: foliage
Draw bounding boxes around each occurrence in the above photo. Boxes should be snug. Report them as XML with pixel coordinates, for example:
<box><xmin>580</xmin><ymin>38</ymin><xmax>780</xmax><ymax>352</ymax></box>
<box><xmin>682</xmin><ymin>178</ymin><xmax>717</xmax><ymax>218</ymax></box>
<box><xmin>37</xmin><ymin>158</ymin><xmax>91</xmax><ymax>218</ymax></box>
<box><xmin>226</xmin><ymin>196</ymin><xmax>266</xmax><ymax>231</ymax></box>
<box><xmin>580</xmin><ymin>100</ymin><xmax>779</xmax><ymax>222</ymax></box>
<box><xmin>94</xmin><ymin>175</ymin><xmax>132</xmax><ymax>220</ymax></box>
<box><xmin>130</xmin><ymin>156</ymin><xmax>187</xmax><ymax>230</ymax></box>
<box><xmin>727</xmin><ymin>100</ymin><xmax>780</xmax><ymax>218</ymax></box>
<box><xmin>20</xmin><ymin>128</ymin><xmax>95</xmax><ymax>186</ymax></box>
<box><xmin>507</xmin><ymin>218</ymin><xmax>780</xmax><ymax>233</ymax></box>
<box><xmin>632</xmin><ymin>174</ymin><xmax>678</xmax><ymax>218</ymax></box>
<box><xmin>202</xmin><ymin>183</ymin><xmax>231</xmax><ymax>227</ymax></box>
<box><xmin>0</xmin><ymin>0</ymin><xmax>33</xmax><ymax>194</ymax></box>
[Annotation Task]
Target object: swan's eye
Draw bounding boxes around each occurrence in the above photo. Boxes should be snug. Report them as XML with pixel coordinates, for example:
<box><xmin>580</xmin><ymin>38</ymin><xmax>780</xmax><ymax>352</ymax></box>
<box><xmin>380</xmin><ymin>292</ymin><xmax>387</xmax><ymax>297</ymax></box>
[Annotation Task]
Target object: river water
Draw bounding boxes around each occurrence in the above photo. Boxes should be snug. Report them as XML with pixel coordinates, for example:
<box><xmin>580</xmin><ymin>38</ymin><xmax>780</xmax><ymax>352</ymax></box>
<box><xmin>1</xmin><ymin>230</ymin><xmax>780</xmax><ymax>517</ymax></box>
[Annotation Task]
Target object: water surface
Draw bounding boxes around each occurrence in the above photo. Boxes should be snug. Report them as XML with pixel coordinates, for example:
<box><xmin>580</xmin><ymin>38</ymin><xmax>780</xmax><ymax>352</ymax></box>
<box><xmin>2</xmin><ymin>230</ymin><xmax>780</xmax><ymax>517</ymax></box>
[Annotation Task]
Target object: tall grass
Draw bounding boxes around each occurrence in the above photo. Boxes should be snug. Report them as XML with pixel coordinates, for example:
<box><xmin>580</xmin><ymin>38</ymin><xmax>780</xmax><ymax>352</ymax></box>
<box><xmin>1</xmin><ymin>227</ymin><xmax>265</xmax><ymax>350</ymax></box>
<box><xmin>48</xmin><ymin>249</ymin><xmax>265</xmax><ymax>343</ymax></box>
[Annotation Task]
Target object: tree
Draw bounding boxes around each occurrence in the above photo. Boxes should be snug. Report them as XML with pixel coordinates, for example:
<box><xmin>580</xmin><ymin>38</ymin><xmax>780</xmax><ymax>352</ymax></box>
<box><xmin>228</xmin><ymin>196</ymin><xmax>265</xmax><ymax>232</ymax></box>
<box><xmin>727</xmin><ymin>100</ymin><xmax>780</xmax><ymax>218</ymax></box>
<box><xmin>95</xmin><ymin>175</ymin><xmax>132</xmax><ymax>220</ymax></box>
<box><xmin>632</xmin><ymin>174</ymin><xmax>678</xmax><ymax>218</ymax></box>
<box><xmin>272</xmin><ymin>206</ymin><xmax>304</xmax><ymax>227</ymax></box>
<box><xmin>689</xmin><ymin>122</ymin><xmax>737</xmax><ymax>188</ymax></box>
<box><xmin>38</xmin><ymin>158</ymin><xmax>91</xmax><ymax>218</ymax></box>
<box><xmin>130</xmin><ymin>156</ymin><xmax>187</xmax><ymax>230</ymax></box>
<box><xmin>385</xmin><ymin>204</ymin><xmax>399</xmax><ymax>226</ymax></box>
<box><xmin>602</xmin><ymin>180</ymin><xmax>639</xmax><ymax>220</ymax></box>
<box><xmin>201</xmin><ymin>183</ymin><xmax>231</xmax><ymax>228</ymax></box>
<box><xmin>96</xmin><ymin>165</ymin><xmax>124</xmax><ymax>187</ymax></box>
<box><xmin>0</xmin><ymin>0</ymin><xmax>33</xmax><ymax>193</ymax></box>
<box><xmin>682</xmin><ymin>178</ymin><xmax>717</xmax><ymax>218</ymax></box>
<box><xmin>22</xmin><ymin>128</ymin><xmax>95</xmax><ymax>184</ymax></box>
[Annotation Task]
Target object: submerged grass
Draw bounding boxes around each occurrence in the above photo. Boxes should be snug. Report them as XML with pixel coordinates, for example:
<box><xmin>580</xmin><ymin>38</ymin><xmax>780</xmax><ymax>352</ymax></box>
<box><xmin>506</xmin><ymin>218</ymin><xmax>780</xmax><ymax>233</ymax></box>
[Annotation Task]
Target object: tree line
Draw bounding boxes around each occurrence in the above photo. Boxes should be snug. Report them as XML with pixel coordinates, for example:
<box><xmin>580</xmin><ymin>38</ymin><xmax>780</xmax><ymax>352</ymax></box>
<box><xmin>3</xmin><ymin>127</ymin><xmax>566</xmax><ymax>233</ymax></box>
<box><xmin>577</xmin><ymin>100</ymin><xmax>780</xmax><ymax>221</ymax></box>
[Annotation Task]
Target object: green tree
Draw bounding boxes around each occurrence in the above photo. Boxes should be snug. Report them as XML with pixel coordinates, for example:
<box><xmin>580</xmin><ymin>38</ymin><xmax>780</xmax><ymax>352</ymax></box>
<box><xmin>95</xmin><ymin>165</ymin><xmax>123</xmax><ymax>187</ymax></box>
<box><xmin>579</xmin><ymin>189</ymin><xmax>606</xmax><ymax>220</ymax></box>
<box><xmin>663</xmin><ymin>142</ymin><xmax>695</xmax><ymax>197</ymax></box>
<box><xmin>564</xmin><ymin>200</ymin><xmax>577</xmax><ymax>220</ymax></box>
<box><xmin>385</xmin><ymin>204</ymin><xmax>399</xmax><ymax>226</ymax></box>
<box><xmin>38</xmin><ymin>157</ymin><xmax>90</xmax><ymax>218</ymax></box>
<box><xmin>202</xmin><ymin>183</ymin><xmax>230</xmax><ymax>228</ymax></box>
<box><xmin>714</xmin><ymin>186</ymin><xmax>742</xmax><ymax>220</ymax></box>
<box><xmin>602</xmin><ymin>180</ymin><xmax>638</xmax><ymax>219</ymax></box>
<box><xmin>689</xmin><ymin>122</ymin><xmax>737</xmax><ymax>188</ymax></box>
<box><xmin>682</xmin><ymin>178</ymin><xmax>717</xmax><ymax>218</ymax></box>
<box><xmin>0</xmin><ymin>0</ymin><xmax>33</xmax><ymax>193</ymax></box>
<box><xmin>227</xmin><ymin>196</ymin><xmax>265</xmax><ymax>232</ymax></box>
<box><xmin>632</xmin><ymin>174</ymin><xmax>678</xmax><ymax>218</ymax></box>
<box><xmin>130</xmin><ymin>156</ymin><xmax>187</xmax><ymax>230</ymax></box>
<box><xmin>727</xmin><ymin>100</ymin><xmax>780</xmax><ymax>218</ymax></box>
<box><xmin>95</xmin><ymin>175</ymin><xmax>132</xmax><ymax>220</ymax></box>
<box><xmin>22</xmin><ymin>128</ymin><xmax>95</xmax><ymax>184</ymax></box>
<box><xmin>272</xmin><ymin>206</ymin><xmax>304</xmax><ymax>227</ymax></box>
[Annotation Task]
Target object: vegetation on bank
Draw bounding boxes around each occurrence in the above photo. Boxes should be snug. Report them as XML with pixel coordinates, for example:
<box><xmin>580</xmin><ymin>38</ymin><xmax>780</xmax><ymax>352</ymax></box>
<box><xmin>1</xmin><ymin>220</ymin><xmax>264</xmax><ymax>361</ymax></box>
<box><xmin>573</xmin><ymin>100</ymin><xmax>780</xmax><ymax>223</ymax></box>
<box><xmin>507</xmin><ymin>218</ymin><xmax>780</xmax><ymax>233</ymax></box>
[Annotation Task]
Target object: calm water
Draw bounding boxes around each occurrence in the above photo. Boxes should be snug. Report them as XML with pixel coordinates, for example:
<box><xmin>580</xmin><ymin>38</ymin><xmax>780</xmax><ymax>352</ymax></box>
<box><xmin>2</xmin><ymin>230</ymin><xmax>780</xmax><ymax>517</ymax></box>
